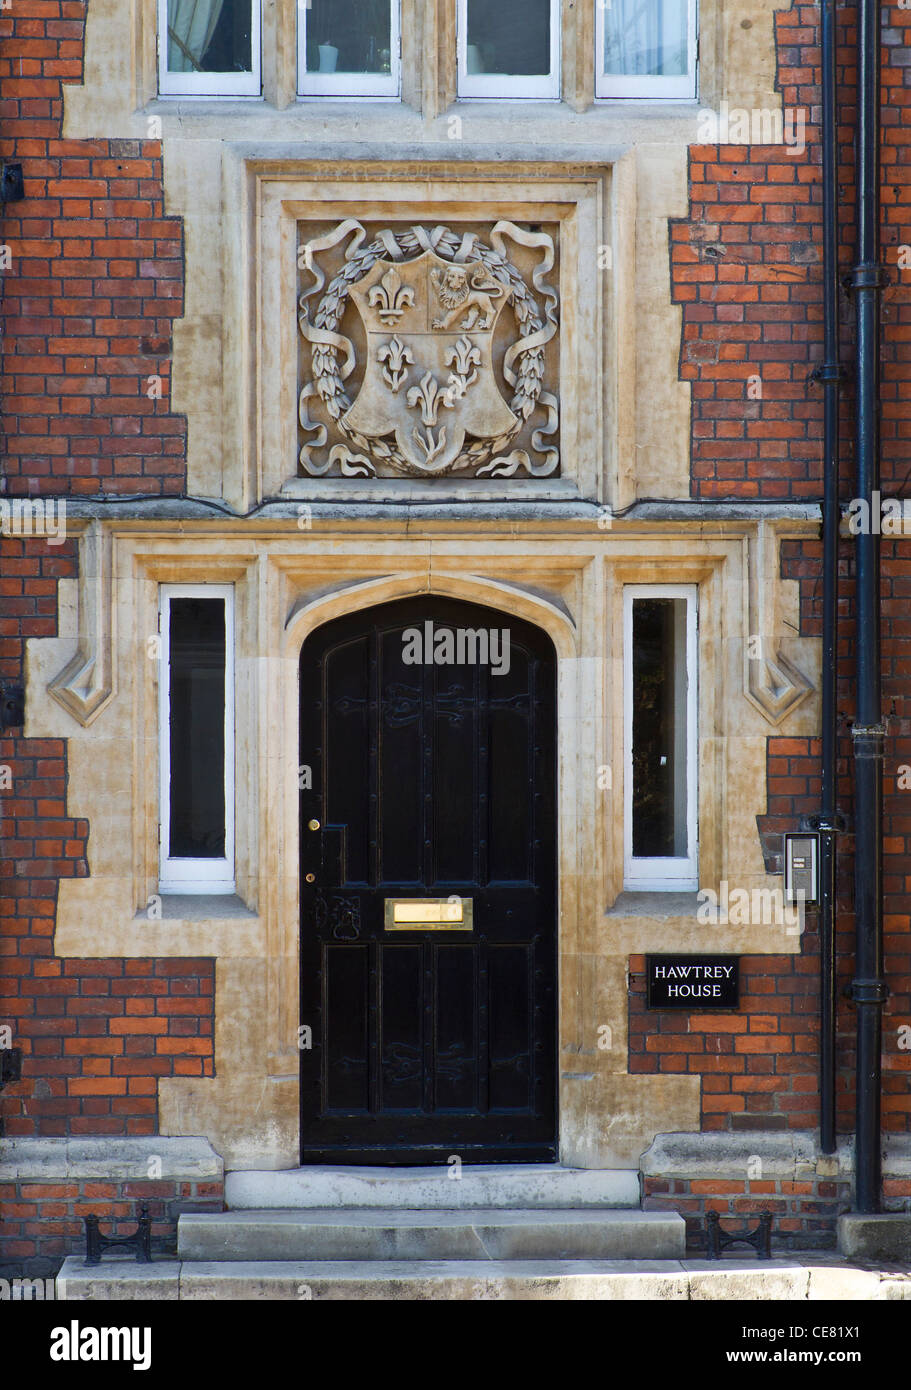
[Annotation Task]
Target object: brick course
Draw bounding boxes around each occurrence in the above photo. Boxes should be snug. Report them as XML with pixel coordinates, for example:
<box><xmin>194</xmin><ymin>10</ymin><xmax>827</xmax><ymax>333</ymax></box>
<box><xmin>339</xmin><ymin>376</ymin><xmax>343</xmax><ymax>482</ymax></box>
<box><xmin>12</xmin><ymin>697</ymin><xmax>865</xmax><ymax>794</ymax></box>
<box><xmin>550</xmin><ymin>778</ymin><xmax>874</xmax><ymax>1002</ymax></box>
<box><xmin>0</xmin><ymin>1</ymin><xmax>186</xmax><ymax>495</ymax></box>
<box><xmin>0</xmin><ymin>1175</ymin><xmax>224</xmax><ymax>1272</ymax></box>
<box><xmin>642</xmin><ymin>1174</ymin><xmax>858</xmax><ymax>1252</ymax></box>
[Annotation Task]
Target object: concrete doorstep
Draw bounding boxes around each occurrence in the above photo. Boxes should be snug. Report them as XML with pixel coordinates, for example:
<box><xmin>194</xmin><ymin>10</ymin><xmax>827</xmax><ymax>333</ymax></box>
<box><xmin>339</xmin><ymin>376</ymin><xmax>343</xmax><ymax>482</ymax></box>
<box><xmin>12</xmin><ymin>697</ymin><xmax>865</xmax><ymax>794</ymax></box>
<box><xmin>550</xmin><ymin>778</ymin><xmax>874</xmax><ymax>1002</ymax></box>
<box><xmin>55</xmin><ymin>1254</ymin><xmax>911</xmax><ymax>1302</ymax></box>
<box><xmin>224</xmin><ymin>1163</ymin><xmax>640</xmax><ymax>1210</ymax></box>
<box><xmin>175</xmin><ymin>1208</ymin><xmax>684</xmax><ymax>1261</ymax></box>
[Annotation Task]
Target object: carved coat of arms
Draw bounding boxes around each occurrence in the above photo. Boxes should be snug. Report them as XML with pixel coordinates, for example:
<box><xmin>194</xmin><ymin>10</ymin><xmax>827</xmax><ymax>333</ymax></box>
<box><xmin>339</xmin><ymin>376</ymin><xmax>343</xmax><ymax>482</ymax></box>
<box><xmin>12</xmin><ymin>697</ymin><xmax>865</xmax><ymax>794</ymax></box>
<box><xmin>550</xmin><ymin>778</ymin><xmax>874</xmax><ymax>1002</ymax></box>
<box><xmin>298</xmin><ymin>222</ymin><xmax>559</xmax><ymax>478</ymax></box>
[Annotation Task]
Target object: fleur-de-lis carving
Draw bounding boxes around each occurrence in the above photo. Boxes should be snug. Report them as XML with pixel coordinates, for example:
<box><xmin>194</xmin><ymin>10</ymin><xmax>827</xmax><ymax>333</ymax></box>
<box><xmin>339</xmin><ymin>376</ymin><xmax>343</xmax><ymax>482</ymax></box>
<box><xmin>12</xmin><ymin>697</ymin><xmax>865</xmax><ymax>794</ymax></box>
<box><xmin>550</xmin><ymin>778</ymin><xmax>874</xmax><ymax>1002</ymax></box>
<box><xmin>369</xmin><ymin>267</ymin><xmax>416</xmax><ymax>326</ymax></box>
<box><xmin>443</xmin><ymin>335</ymin><xmax>481</xmax><ymax>400</ymax></box>
<box><xmin>406</xmin><ymin>371</ymin><xmax>456</xmax><ymax>426</ymax></box>
<box><xmin>377</xmin><ymin>335</ymin><xmax>414</xmax><ymax>392</ymax></box>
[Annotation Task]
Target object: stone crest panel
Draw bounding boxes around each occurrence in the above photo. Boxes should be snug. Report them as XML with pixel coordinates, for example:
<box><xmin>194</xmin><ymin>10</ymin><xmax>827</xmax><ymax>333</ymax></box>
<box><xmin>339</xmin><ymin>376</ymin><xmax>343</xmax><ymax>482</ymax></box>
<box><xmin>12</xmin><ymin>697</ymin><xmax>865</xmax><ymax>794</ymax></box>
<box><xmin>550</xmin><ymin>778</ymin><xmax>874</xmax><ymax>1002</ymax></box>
<box><xmin>297</xmin><ymin>220</ymin><xmax>560</xmax><ymax>479</ymax></box>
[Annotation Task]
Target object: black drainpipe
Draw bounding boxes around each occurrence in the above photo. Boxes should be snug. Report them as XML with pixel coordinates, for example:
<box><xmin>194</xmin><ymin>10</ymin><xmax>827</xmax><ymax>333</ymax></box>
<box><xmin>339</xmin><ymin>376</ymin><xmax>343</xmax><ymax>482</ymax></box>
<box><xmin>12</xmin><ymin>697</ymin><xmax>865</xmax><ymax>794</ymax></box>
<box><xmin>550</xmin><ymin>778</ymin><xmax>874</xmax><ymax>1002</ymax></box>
<box><xmin>848</xmin><ymin>0</ymin><xmax>887</xmax><ymax>1212</ymax></box>
<box><xmin>811</xmin><ymin>0</ymin><xmax>841</xmax><ymax>1157</ymax></box>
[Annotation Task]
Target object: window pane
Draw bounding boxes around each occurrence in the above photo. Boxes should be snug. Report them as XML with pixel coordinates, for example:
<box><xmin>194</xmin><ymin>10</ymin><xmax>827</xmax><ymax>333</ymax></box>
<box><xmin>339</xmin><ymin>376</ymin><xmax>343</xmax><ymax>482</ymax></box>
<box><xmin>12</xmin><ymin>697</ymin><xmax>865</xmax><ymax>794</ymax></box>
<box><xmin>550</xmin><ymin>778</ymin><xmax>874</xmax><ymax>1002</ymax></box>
<box><xmin>167</xmin><ymin>0</ymin><xmax>252</xmax><ymax>75</ymax></box>
<box><xmin>631</xmin><ymin>598</ymin><xmax>687</xmax><ymax>858</ymax></box>
<box><xmin>169</xmin><ymin>598</ymin><xmax>226</xmax><ymax>859</ymax></box>
<box><xmin>305</xmin><ymin>0</ymin><xmax>393</xmax><ymax>76</ymax></box>
<box><xmin>602</xmin><ymin>0</ymin><xmax>688</xmax><ymax>77</ymax></box>
<box><xmin>466</xmin><ymin>0</ymin><xmax>551</xmax><ymax>77</ymax></box>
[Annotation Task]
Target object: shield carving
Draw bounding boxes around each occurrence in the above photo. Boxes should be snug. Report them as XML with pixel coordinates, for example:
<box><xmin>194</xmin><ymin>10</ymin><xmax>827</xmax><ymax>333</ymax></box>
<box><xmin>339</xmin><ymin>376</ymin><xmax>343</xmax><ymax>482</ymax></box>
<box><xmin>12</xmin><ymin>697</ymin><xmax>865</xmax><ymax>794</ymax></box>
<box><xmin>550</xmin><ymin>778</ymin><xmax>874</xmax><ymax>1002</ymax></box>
<box><xmin>343</xmin><ymin>251</ymin><xmax>519</xmax><ymax>474</ymax></box>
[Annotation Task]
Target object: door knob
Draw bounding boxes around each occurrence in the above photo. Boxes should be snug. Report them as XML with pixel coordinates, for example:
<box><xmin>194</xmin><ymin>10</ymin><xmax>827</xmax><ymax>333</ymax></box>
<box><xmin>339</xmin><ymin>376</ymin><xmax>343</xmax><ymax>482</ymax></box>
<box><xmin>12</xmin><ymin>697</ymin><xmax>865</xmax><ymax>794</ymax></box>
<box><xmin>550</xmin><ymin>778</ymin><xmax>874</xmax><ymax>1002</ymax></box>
<box><xmin>305</xmin><ymin>873</ymin><xmax>316</xmax><ymax>884</ymax></box>
<box><xmin>308</xmin><ymin>819</ymin><xmax>321</xmax><ymax>831</ymax></box>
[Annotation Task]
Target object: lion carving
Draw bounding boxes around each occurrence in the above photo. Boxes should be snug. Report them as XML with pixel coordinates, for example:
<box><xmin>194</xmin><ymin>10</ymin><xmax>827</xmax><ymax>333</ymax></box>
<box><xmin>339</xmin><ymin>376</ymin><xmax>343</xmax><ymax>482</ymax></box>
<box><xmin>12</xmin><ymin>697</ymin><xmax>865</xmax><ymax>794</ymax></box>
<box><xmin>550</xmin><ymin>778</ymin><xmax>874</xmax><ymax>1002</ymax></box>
<box><xmin>431</xmin><ymin>264</ymin><xmax>507</xmax><ymax>332</ymax></box>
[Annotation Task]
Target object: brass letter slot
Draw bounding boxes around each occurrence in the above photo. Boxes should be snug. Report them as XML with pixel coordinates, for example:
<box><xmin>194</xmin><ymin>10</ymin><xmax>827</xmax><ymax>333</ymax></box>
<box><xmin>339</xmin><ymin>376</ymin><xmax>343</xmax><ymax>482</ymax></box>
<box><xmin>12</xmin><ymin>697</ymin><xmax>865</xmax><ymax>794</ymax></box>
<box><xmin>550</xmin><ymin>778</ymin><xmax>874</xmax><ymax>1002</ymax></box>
<box><xmin>384</xmin><ymin>898</ymin><xmax>474</xmax><ymax>932</ymax></box>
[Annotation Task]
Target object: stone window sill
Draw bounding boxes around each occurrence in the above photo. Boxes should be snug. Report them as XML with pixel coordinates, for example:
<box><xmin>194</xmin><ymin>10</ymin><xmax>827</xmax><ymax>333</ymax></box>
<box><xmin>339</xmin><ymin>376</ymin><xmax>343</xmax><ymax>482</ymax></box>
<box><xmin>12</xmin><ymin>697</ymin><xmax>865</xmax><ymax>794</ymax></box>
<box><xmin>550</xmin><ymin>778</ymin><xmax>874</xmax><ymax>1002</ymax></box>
<box><xmin>123</xmin><ymin>98</ymin><xmax>704</xmax><ymax>146</ymax></box>
<box><xmin>136</xmin><ymin>894</ymin><xmax>257</xmax><ymax>923</ymax></box>
<box><xmin>606</xmin><ymin>890</ymin><xmax>702</xmax><ymax>920</ymax></box>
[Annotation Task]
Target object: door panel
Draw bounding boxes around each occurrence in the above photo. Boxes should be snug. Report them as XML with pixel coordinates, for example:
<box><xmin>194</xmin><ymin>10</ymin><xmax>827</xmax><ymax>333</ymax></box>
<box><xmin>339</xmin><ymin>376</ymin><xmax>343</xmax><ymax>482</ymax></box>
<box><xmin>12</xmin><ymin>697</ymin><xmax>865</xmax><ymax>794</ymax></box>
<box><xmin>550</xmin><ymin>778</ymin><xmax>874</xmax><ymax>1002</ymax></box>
<box><xmin>299</xmin><ymin>597</ymin><xmax>557</xmax><ymax>1163</ymax></box>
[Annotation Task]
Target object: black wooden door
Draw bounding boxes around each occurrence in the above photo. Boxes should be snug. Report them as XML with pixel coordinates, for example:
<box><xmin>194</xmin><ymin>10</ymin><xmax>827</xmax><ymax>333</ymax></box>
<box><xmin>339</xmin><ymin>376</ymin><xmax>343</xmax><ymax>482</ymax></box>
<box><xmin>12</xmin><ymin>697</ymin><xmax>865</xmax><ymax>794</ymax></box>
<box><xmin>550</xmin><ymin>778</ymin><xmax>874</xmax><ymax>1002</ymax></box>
<box><xmin>299</xmin><ymin>597</ymin><xmax>557</xmax><ymax>1163</ymax></box>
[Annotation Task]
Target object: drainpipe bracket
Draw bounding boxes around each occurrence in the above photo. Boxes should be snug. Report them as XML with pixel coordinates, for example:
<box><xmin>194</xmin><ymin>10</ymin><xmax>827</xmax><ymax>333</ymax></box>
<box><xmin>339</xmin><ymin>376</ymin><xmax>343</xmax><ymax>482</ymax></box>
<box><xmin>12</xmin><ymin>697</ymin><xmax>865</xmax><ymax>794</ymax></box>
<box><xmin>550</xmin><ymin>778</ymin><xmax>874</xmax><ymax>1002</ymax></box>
<box><xmin>809</xmin><ymin>362</ymin><xmax>844</xmax><ymax>386</ymax></box>
<box><xmin>847</xmin><ymin>978</ymin><xmax>889</xmax><ymax>1005</ymax></box>
<box><xmin>844</xmin><ymin>263</ymin><xmax>888</xmax><ymax>293</ymax></box>
<box><xmin>804</xmin><ymin>812</ymin><xmax>846</xmax><ymax>834</ymax></box>
<box><xmin>850</xmin><ymin>722</ymin><xmax>887</xmax><ymax>757</ymax></box>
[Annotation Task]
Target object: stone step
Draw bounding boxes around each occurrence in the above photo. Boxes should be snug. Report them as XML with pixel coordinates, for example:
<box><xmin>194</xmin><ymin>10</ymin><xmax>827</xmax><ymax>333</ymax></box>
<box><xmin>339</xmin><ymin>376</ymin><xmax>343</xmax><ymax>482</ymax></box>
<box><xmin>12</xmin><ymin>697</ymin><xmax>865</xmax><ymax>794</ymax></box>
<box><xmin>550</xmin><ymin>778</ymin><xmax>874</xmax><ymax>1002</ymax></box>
<box><xmin>56</xmin><ymin>1255</ymin><xmax>911</xmax><ymax>1302</ymax></box>
<box><xmin>177</xmin><ymin>1208</ymin><xmax>683</xmax><ymax>1262</ymax></box>
<box><xmin>178</xmin><ymin>1259</ymin><xmax>686</xmax><ymax>1300</ymax></box>
<box><xmin>225</xmin><ymin>1164</ymin><xmax>639</xmax><ymax>1210</ymax></box>
<box><xmin>838</xmin><ymin>1214</ymin><xmax>911</xmax><ymax>1261</ymax></box>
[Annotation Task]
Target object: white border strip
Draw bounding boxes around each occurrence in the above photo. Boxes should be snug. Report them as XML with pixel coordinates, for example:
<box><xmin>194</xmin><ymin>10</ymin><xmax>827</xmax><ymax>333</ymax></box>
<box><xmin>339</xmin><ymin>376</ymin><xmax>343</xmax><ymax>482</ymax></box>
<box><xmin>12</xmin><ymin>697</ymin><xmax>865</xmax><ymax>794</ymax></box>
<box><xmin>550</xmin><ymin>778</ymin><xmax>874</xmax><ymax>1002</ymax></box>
<box><xmin>159</xmin><ymin>583</ymin><xmax>236</xmax><ymax>894</ymax></box>
<box><xmin>623</xmin><ymin>583</ymin><xmax>698</xmax><ymax>891</ymax></box>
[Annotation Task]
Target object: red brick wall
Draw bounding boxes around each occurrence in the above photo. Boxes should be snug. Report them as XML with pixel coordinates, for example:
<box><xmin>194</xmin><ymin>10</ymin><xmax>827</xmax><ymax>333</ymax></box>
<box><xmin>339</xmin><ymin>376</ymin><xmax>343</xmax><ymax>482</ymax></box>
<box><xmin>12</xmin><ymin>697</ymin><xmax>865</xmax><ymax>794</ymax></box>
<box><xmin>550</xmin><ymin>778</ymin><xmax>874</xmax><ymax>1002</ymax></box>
<box><xmin>642</xmin><ymin>1173</ymin><xmax>858</xmax><ymax>1252</ymax></box>
<box><xmin>656</xmin><ymin>0</ymin><xmax>911</xmax><ymax>1152</ymax></box>
<box><xmin>643</xmin><ymin>1172</ymin><xmax>911</xmax><ymax>1252</ymax></box>
<box><xmin>0</xmin><ymin>0</ymin><xmax>185</xmax><ymax>495</ymax></box>
<box><xmin>631</xmin><ymin>728</ymin><xmax>911</xmax><ymax>1139</ymax></box>
<box><xmin>0</xmin><ymin>535</ymin><xmax>214</xmax><ymax>1142</ymax></box>
<box><xmin>1</xmin><ymin>952</ymin><xmax>215</xmax><ymax>1139</ymax></box>
<box><xmin>630</xmin><ymin>942</ymin><xmax>839</xmax><ymax>1135</ymax></box>
<box><xmin>673</xmin><ymin>7</ymin><xmax>849</xmax><ymax>504</ymax></box>
<box><xmin>0</xmin><ymin>4</ymin><xmax>212</xmax><ymax>1160</ymax></box>
<box><xmin>0</xmin><ymin>1175</ymin><xmax>224</xmax><ymax>1268</ymax></box>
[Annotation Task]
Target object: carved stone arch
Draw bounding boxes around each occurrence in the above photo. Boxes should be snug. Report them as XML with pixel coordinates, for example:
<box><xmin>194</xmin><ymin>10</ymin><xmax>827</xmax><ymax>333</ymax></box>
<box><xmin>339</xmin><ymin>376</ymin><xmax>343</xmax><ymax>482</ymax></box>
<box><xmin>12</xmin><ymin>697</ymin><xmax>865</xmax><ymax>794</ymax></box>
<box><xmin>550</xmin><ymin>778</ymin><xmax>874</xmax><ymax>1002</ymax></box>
<box><xmin>283</xmin><ymin>571</ymin><xmax>577</xmax><ymax>662</ymax></box>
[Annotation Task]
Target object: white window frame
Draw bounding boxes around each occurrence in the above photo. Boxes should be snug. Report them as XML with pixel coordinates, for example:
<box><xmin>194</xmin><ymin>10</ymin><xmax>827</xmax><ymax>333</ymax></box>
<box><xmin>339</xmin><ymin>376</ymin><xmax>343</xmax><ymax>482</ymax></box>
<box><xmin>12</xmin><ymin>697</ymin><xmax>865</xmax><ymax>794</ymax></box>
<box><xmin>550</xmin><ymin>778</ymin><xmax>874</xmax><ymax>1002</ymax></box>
<box><xmin>595</xmin><ymin>0</ymin><xmax>697</xmax><ymax>101</ymax></box>
<box><xmin>157</xmin><ymin>0</ymin><xmax>262</xmax><ymax>97</ymax></box>
<box><xmin>457</xmin><ymin>0</ymin><xmax>561</xmax><ymax>100</ymax></box>
<box><xmin>297</xmin><ymin>0</ymin><xmax>402</xmax><ymax>98</ymax></box>
<box><xmin>159</xmin><ymin>584</ymin><xmax>236</xmax><ymax>895</ymax></box>
<box><xmin>623</xmin><ymin>584</ymin><xmax>698</xmax><ymax>892</ymax></box>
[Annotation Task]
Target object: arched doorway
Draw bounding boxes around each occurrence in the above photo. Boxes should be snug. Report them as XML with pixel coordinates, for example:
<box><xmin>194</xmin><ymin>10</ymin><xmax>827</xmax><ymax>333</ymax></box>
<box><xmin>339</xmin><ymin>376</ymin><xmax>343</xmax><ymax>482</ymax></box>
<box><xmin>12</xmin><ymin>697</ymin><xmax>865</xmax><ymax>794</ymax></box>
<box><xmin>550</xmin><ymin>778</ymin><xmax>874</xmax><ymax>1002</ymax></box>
<box><xmin>299</xmin><ymin>596</ymin><xmax>557</xmax><ymax>1163</ymax></box>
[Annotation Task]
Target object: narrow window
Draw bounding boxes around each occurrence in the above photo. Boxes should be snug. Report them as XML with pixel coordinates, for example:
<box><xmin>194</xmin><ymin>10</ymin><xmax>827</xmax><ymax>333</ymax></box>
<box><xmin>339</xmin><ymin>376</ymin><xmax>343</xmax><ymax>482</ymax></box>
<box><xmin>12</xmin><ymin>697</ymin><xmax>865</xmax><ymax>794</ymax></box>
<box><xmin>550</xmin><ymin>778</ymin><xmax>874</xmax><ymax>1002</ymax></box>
<box><xmin>158</xmin><ymin>0</ymin><xmax>261</xmax><ymax>97</ymax></box>
<box><xmin>159</xmin><ymin>585</ymin><xmax>235</xmax><ymax>894</ymax></box>
<box><xmin>623</xmin><ymin>585</ymin><xmax>697</xmax><ymax>890</ymax></box>
<box><xmin>596</xmin><ymin>0</ymin><xmax>697</xmax><ymax>100</ymax></box>
<box><xmin>298</xmin><ymin>0</ymin><xmax>401</xmax><ymax>97</ymax></box>
<box><xmin>457</xmin><ymin>0</ymin><xmax>560</xmax><ymax>99</ymax></box>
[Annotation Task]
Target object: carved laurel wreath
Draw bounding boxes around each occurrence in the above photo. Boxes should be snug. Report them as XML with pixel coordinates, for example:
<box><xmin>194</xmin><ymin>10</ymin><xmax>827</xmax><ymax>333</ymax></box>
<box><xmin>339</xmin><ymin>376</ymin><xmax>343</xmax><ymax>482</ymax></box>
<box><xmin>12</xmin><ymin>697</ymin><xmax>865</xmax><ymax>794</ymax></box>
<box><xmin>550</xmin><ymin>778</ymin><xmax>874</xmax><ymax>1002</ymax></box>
<box><xmin>298</xmin><ymin>221</ymin><xmax>559</xmax><ymax>477</ymax></box>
